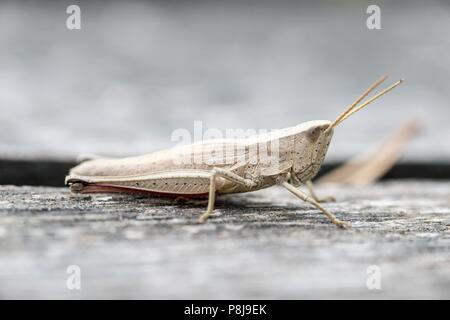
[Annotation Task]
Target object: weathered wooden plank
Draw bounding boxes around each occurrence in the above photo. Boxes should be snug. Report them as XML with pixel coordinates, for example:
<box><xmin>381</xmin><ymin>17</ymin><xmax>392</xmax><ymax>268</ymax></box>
<box><xmin>0</xmin><ymin>181</ymin><xmax>449</xmax><ymax>299</ymax></box>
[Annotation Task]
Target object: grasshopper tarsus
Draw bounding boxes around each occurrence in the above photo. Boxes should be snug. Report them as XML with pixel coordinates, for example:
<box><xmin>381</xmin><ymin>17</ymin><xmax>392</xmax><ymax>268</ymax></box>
<box><xmin>197</xmin><ymin>209</ymin><xmax>211</xmax><ymax>224</ymax></box>
<box><xmin>331</xmin><ymin>217</ymin><xmax>352</xmax><ymax>229</ymax></box>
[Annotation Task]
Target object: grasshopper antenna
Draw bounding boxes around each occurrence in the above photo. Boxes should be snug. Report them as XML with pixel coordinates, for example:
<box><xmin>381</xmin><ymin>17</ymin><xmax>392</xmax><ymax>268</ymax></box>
<box><xmin>326</xmin><ymin>76</ymin><xmax>404</xmax><ymax>132</ymax></box>
<box><xmin>336</xmin><ymin>79</ymin><xmax>404</xmax><ymax>125</ymax></box>
<box><xmin>326</xmin><ymin>75</ymin><xmax>388</xmax><ymax>133</ymax></box>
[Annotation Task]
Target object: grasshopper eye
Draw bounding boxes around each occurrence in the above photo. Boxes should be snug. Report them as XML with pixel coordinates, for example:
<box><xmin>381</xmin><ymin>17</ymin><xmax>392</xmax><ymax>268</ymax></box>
<box><xmin>306</xmin><ymin>126</ymin><xmax>321</xmax><ymax>142</ymax></box>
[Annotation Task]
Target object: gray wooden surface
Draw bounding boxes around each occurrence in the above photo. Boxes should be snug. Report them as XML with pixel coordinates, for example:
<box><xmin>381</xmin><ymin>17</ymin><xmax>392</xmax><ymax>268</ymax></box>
<box><xmin>1</xmin><ymin>181</ymin><xmax>449</xmax><ymax>299</ymax></box>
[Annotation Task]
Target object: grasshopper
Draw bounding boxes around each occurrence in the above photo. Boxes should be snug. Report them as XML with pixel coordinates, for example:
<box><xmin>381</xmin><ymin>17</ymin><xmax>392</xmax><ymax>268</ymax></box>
<box><xmin>66</xmin><ymin>76</ymin><xmax>403</xmax><ymax>228</ymax></box>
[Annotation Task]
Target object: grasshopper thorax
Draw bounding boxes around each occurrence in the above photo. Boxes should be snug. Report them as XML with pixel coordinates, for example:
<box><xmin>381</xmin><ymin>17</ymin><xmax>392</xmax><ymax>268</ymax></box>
<box><xmin>289</xmin><ymin>120</ymin><xmax>333</xmax><ymax>186</ymax></box>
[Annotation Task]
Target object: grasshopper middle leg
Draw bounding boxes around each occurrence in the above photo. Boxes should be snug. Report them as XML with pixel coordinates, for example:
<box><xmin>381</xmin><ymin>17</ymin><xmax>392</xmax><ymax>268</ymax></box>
<box><xmin>282</xmin><ymin>181</ymin><xmax>350</xmax><ymax>228</ymax></box>
<box><xmin>198</xmin><ymin>168</ymin><xmax>257</xmax><ymax>223</ymax></box>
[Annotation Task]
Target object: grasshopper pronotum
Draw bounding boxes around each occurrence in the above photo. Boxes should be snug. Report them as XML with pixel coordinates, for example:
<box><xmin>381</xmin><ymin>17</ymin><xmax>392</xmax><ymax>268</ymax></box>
<box><xmin>66</xmin><ymin>76</ymin><xmax>403</xmax><ymax>228</ymax></box>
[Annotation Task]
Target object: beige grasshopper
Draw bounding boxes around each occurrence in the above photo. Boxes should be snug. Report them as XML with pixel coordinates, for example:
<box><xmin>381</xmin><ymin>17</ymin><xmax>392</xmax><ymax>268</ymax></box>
<box><xmin>66</xmin><ymin>76</ymin><xmax>403</xmax><ymax>228</ymax></box>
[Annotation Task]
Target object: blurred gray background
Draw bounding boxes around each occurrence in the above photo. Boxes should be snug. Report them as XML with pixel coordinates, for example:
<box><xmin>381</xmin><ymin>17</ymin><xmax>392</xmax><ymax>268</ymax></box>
<box><xmin>1</xmin><ymin>0</ymin><xmax>449</xmax><ymax>162</ymax></box>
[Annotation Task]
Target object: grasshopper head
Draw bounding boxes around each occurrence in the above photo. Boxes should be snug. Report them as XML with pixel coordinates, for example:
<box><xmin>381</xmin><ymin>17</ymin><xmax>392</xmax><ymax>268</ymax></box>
<box><xmin>289</xmin><ymin>120</ymin><xmax>333</xmax><ymax>185</ymax></box>
<box><xmin>306</xmin><ymin>121</ymin><xmax>333</xmax><ymax>144</ymax></box>
<box><xmin>306</xmin><ymin>120</ymin><xmax>334</xmax><ymax>168</ymax></box>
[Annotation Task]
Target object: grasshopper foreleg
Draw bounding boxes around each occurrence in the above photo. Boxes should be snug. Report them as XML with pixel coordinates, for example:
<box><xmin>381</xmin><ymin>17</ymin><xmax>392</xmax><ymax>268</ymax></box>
<box><xmin>198</xmin><ymin>168</ymin><xmax>257</xmax><ymax>223</ymax></box>
<box><xmin>282</xmin><ymin>181</ymin><xmax>350</xmax><ymax>228</ymax></box>
<box><xmin>306</xmin><ymin>180</ymin><xmax>336</xmax><ymax>203</ymax></box>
